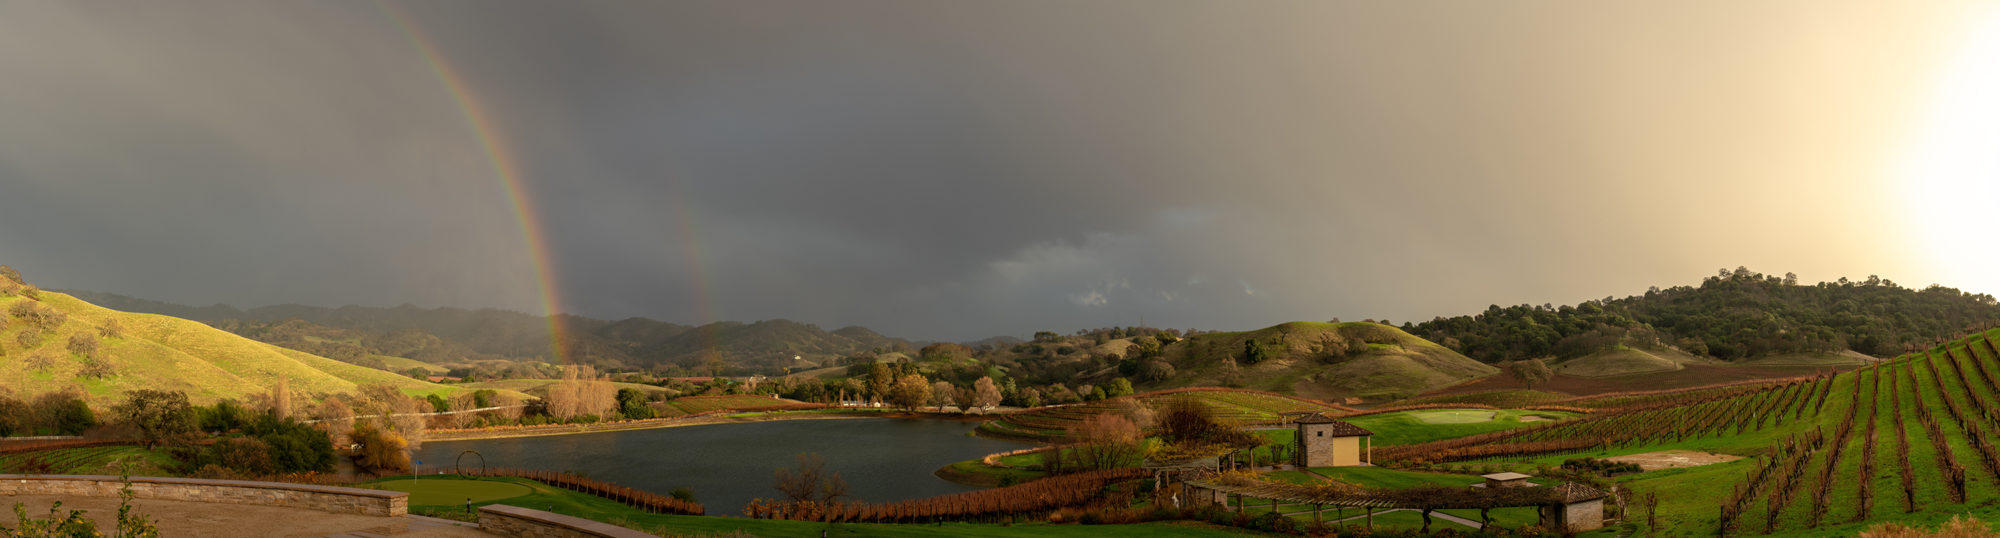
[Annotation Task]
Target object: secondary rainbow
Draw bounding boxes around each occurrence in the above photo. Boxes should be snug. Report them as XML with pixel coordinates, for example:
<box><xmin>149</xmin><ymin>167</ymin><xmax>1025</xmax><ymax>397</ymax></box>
<box><xmin>378</xmin><ymin>2</ymin><xmax>570</xmax><ymax>364</ymax></box>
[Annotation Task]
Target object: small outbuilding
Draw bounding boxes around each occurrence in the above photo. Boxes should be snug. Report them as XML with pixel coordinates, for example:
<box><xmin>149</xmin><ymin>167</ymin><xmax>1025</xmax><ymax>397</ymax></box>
<box><xmin>1480</xmin><ymin>472</ymin><xmax>1533</xmax><ymax>488</ymax></box>
<box><xmin>1540</xmin><ymin>482</ymin><xmax>1609</xmax><ymax>532</ymax></box>
<box><xmin>1294</xmin><ymin>413</ymin><xmax>1374</xmax><ymax>467</ymax></box>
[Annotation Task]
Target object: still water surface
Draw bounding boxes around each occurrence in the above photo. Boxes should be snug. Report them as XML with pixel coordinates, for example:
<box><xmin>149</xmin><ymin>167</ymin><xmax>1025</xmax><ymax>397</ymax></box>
<box><xmin>413</xmin><ymin>418</ymin><xmax>1027</xmax><ymax>514</ymax></box>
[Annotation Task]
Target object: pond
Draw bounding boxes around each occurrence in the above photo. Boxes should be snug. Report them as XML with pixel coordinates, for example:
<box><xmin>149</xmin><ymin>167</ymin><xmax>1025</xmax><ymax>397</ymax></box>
<box><xmin>411</xmin><ymin>417</ymin><xmax>1028</xmax><ymax>515</ymax></box>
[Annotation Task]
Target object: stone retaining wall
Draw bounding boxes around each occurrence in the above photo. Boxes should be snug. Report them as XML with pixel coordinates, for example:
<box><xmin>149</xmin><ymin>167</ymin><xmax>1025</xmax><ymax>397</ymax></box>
<box><xmin>0</xmin><ymin>475</ymin><xmax>407</xmax><ymax>517</ymax></box>
<box><xmin>478</xmin><ymin>505</ymin><xmax>657</xmax><ymax>538</ymax></box>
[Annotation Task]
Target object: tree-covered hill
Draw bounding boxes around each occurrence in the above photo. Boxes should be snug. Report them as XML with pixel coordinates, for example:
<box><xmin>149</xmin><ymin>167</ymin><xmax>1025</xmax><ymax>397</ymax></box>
<box><xmin>1409</xmin><ymin>268</ymin><xmax>2000</xmax><ymax>364</ymax></box>
<box><xmin>60</xmin><ymin>290</ymin><xmax>921</xmax><ymax>373</ymax></box>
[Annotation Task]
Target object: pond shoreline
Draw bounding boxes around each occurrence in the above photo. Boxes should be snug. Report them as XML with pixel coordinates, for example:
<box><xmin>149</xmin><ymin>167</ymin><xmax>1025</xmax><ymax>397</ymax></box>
<box><xmin>427</xmin><ymin>409</ymin><xmax>996</xmax><ymax>442</ymax></box>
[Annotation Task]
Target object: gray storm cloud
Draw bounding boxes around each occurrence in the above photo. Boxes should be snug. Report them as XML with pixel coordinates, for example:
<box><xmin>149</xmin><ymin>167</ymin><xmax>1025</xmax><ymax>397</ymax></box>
<box><xmin>0</xmin><ymin>1</ymin><xmax>1987</xmax><ymax>341</ymax></box>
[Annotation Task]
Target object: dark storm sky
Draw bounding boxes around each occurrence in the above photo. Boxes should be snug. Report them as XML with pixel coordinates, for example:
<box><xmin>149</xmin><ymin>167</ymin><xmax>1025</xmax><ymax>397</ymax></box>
<box><xmin>2</xmin><ymin>1</ymin><xmax>1993</xmax><ymax>341</ymax></box>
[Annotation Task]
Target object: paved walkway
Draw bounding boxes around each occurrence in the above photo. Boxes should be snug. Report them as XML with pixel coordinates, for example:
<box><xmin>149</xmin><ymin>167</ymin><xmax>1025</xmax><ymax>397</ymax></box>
<box><xmin>5</xmin><ymin>495</ymin><xmax>496</xmax><ymax>537</ymax></box>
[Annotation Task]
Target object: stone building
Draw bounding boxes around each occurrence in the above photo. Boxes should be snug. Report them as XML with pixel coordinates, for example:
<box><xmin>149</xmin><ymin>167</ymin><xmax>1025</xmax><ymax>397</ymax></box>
<box><xmin>1540</xmin><ymin>482</ymin><xmax>1609</xmax><ymax>531</ymax></box>
<box><xmin>1293</xmin><ymin>413</ymin><xmax>1374</xmax><ymax>467</ymax></box>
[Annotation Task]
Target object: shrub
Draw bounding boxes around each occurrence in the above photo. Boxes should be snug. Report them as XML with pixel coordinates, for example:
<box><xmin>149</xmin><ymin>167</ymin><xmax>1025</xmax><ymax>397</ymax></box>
<box><xmin>23</xmin><ymin>352</ymin><xmax>57</xmax><ymax>373</ymax></box>
<box><xmin>263</xmin><ymin>427</ymin><xmax>335</xmax><ymax>473</ymax></box>
<box><xmin>1859</xmin><ymin>516</ymin><xmax>1996</xmax><ymax>538</ymax></box>
<box><xmin>0</xmin><ymin>396</ymin><xmax>27</xmax><ymax>437</ymax></box>
<box><xmin>79</xmin><ymin>360</ymin><xmax>116</xmax><ymax>379</ymax></box>
<box><xmin>16</xmin><ymin>327</ymin><xmax>43</xmax><ymax>349</ymax></box>
<box><xmin>198</xmin><ymin>400</ymin><xmax>248</xmax><ymax>433</ymax></box>
<box><xmin>350</xmin><ymin>422</ymin><xmax>410</xmax><ymax>473</ymax></box>
<box><xmin>30</xmin><ymin>393</ymin><xmax>97</xmax><ymax>435</ymax></box>
<box><xmin>1253</xmin><ymin>511</ymin><xmax>1296</xmax><ymax>533</ymax></box>
<box><xmin>99</xmin><ymin>318</ymin><xmax>123</xmax><ymax>339</ymax></box>
<box><xmin>66</xmin><ymin>334</ymin><xmax>98</xmax><ymax>359</ymax></box>
<box><xmin>211</xmin><ymin>436</ymin><xmax>277</xmax><ymax>476</ymax></box>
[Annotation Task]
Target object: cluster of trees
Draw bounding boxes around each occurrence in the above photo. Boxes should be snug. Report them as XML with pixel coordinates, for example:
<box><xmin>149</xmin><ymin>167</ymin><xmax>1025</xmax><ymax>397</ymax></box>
<box><xmin>1411</xmin><ymin>268</ymin><xmax>2000</xmax><ymax>362</ymax></box>
<box><xmin>0</xmin><ymin>390</ymin><xmax>96</xmax><ymax>437</ymax></box>
<box><xmin>770</xmin><ymin>360</ymin><xmax>1099</xmax><ymax>411</ymax></box>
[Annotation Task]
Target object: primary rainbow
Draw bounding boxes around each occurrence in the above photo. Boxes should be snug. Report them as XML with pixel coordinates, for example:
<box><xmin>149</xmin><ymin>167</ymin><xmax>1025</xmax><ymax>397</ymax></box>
<box><xmin>379</xmin><ymin>2</ymin><xmax>570</xmax><ymax>364</ymax></box>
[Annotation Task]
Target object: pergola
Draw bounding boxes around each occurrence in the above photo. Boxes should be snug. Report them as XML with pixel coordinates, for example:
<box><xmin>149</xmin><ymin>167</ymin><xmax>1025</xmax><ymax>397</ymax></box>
<box><xmin>1184</xmin><ymin>477</ymin><xmax>1395</xmax><ymax>527</ymax></box>
<box><xmin>1181</xmin><ymin>475</ymin><xmax>1606</xmax><ymax>530</ymax></box>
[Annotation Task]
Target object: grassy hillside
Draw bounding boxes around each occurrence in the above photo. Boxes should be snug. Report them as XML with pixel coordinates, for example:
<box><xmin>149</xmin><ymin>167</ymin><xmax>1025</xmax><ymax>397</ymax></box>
<box><xmin>0</xmin><ymin>290</ymin><xmax>452</xmax><ymax>404</ymax></box>
<box><xmin>1155</xmin><ymin>322</ymin><xmax>1496</xmax><ymax>401</ymax></box>
<box><xmin>63</xmin><ymin>290</ymin><xmax>921</xmax><ymax>373</ymax></box>
<box><xmin>1551</xmin><ymin>344</ymin><xmax>1717</xmax><ymax>377</ymax></box>
<box><xmin>976</xmin><ymin>387</ymin><xmax>1351</xmax><ymax>442</ymax></box>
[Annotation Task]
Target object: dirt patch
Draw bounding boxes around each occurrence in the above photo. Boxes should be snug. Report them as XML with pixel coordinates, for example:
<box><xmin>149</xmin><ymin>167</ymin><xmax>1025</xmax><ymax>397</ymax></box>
<box><xmin>1603</xmin><ymin>449</ymin><xmax>1743</xmax><ymax>471</ymax></box>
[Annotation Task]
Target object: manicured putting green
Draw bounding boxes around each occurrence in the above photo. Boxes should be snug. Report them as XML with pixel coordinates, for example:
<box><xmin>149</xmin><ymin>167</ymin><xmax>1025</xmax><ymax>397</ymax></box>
<box><xmin>370</xmin><ymin>477</ymin><xmax>533</xmax><ymax>506</ymax></box>
<box><xmin>1409</xmin><ymin>410</ymin><xmax>1496</xmax><ymax>424</ymax></box>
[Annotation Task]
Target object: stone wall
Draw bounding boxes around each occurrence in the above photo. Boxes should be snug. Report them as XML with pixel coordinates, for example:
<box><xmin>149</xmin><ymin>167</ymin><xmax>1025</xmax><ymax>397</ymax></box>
<box><xmin>0</xmin><ymin>475</ymin><xmax>406</xmax><ymax>517</ymax></box>
<box><xmin>478</xmin><ymin>505</ymin><xmax>658</xmax><ymax>538</ymax></box>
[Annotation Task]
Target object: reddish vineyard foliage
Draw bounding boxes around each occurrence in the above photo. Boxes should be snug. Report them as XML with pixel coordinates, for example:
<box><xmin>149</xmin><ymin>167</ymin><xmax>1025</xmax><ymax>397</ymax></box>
<box><xmin>471</xmin><ymin>467</ymin><xmax>704</xmax><ymax>515</ymax></box>
<box><xmin>1903</xmin><ymin>355</ymin><xmax>1967</xmax><ymax>503</ymax></box>
<box><xmin>746</xmin><ymin>468</ymin><xmax>1146</xmax><ymax>523</ymax></box>
<box><xmin>0</xmin><ymin>439</ymin><xmax>132</xmax><ymax>455</ymax></box>
<box><xmin>1379</xmin><ymin>374</ymin><xmax>1826</xmax><ymax>464</ymax></box>
<box><xmin>1891</xmin><ymin>364</ymin><xmax>1917</xmax><ymax>513</ymax></box>
<box><xmin>1333</xmin><ymin>403</ymin><xmax>1497</xmax><ymax>419</ymax></box>
<box><xmin>1855</xmin><ymin>363</ymin><xmax>1879</xmax><ymax>522</ymax></box>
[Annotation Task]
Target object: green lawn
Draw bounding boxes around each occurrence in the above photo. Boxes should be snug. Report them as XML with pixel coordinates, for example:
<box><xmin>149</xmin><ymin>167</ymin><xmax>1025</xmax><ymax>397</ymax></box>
<box><xmin>1344</xmin><ymin>408</ymin><xmax>1576</xmax><ymax>446</ymax></box>
<box><xmin>1308</xmin><ymin>466</ymin><xmax>1481</xmax><ymax>488</ymax></box>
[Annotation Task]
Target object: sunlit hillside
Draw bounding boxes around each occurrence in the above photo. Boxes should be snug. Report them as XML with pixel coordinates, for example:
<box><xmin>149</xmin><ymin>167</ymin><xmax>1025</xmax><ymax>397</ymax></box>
<box><xmin>1</xmin><ymin>275</ymin><xmax>455</xmax><ymax>404</ymax></box>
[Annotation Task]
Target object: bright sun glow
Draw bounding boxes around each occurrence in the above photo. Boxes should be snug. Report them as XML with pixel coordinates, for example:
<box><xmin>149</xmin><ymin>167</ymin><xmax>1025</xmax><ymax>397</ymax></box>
<box><xmin>1898</xmin><ymin>7</ymin><xmax>2000</xmax><ymax>297</ymax></box>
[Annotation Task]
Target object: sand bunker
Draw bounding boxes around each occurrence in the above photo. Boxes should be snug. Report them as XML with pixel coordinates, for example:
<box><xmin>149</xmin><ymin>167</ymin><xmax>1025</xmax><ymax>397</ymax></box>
<box><xmin>1603</xmin><ymin>449</ymin><xmax>1743</xmax><ymax>471</ymax></box>
<box><xmin>1518</xmin><ymin>415</ymin><xmax>1551</xmax><ymax>422</ymax></box>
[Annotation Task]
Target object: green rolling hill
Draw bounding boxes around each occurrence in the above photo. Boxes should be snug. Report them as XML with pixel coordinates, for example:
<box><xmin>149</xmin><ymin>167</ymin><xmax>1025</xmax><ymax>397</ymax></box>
<box><xmin>1</xmin><ymin>281</ymin><xmax>455</xmax><ymax>404</ymax></box>
<box><xmin>1151</xmin><ymin>321</ymin><xmax>1498</xmax><ymax>401</ymax></box>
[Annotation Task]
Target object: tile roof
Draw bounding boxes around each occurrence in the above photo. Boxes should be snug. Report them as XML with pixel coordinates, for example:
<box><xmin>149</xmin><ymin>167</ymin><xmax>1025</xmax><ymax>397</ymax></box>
<box><xmin>1295</xmin><ymin>413</ymin><xmax>1373</xmax><ymax>436</ymax></box>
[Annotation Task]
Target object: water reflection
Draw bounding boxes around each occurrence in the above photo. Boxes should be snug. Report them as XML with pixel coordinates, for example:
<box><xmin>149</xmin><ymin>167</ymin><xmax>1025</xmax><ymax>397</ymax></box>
<box><xmin>414</xmin><ymin>417</ymin><xmax>1027</xmax><ymax>514</ymax></box>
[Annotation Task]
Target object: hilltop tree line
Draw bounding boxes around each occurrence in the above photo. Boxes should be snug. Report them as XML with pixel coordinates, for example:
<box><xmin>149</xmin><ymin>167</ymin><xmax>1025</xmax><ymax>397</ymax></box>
<box><xmin>1409</xmin><ymin>268</ymin><xmax>2000</xmax><ymax>363</ymax></box>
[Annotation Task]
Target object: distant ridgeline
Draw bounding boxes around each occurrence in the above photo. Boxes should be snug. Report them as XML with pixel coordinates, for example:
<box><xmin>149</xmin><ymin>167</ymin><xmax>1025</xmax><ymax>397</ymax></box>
<box><xmin>59</xmin><ymin>290</ymin><xmax>920</xmax><ymax>372</ymax></box>
<box><xmin>1408</xmin><ymin>268</ymin><xmax>2000</xmax><ymax>363</ymax></box>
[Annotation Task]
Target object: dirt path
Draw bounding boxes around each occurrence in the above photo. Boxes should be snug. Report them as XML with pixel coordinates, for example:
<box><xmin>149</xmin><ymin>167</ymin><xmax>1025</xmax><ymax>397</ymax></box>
<box><xmin>4</xmin><ymin>495</ymin><xmax>494</xmax><ymax>537</ymax></box>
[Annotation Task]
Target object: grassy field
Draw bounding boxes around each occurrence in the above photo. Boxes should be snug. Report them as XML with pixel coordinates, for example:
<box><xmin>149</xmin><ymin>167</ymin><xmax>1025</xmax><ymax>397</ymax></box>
<box><xmin>1344</xmin><ymin>408</ymin><xmax>1575</xmax><ymax>447</ymax></box>
<box><xmin>372</xmin><ymin>355</ymin><xmax>448</xmax><ymax>375</ymax></box>
<box><xmin>357</xmin><ymin>475</ymin><xmax>1259</xmax><ymax>537</ymax></box>
<box><xmin>0</xmin><ymin>292</ymin><xmax>453</xmax><ymax>404</ymax></box>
